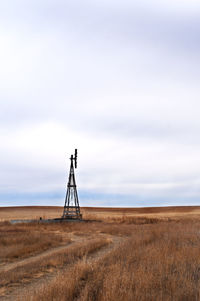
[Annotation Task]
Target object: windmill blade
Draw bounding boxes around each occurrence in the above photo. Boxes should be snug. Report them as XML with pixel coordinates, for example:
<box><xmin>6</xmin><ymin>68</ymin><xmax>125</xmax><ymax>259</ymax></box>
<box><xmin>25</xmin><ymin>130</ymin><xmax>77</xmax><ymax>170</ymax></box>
<box><xmin>75</xmin><ymin>149</ymin><xmax>77</xmax><ymax>168</ymax></box>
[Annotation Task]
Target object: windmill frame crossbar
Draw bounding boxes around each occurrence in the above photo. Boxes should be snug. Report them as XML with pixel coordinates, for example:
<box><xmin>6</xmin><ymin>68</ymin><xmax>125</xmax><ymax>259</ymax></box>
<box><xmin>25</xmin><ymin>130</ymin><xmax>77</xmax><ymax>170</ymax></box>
<box><xmin>62</xmin><ymin>150</ymin><xmax>82</xmax><ymax>220</ymax></box>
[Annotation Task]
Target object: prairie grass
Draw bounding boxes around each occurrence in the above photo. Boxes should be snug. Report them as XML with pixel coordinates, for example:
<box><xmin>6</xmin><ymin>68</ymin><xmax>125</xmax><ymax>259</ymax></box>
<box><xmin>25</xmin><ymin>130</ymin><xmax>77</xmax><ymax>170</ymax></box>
<box><xmin>0</xmin><ymin>224</ymin><xmax>64</xmax><ymax>262</ymax></box>
<box><xmin>2</xmin><ymin>207</ymin><xmax>200</xmax><ymax>301</ymax></box>
<box><xmin>2</xmin><ymin>205</ymin><xmax>200</xmax><ymax>222</ymax></box>
<box><xmin>0</xmin><ymin>216</ymin><xmax>168</xmax><ymax>264</ymax></box>
<box><xmin>0</xmin><ymin>219</ymin><xmax>138</xmax><ymax>238</ymax></box>
<box><xmin>0</xmin><ymin>237</ymin><xmax>110</xmax><ymax>287</ymax></box>
<box><xmin>27</xmin><ymin>219</ymin><xmax>200</xmax><ymax>301</ymax></box>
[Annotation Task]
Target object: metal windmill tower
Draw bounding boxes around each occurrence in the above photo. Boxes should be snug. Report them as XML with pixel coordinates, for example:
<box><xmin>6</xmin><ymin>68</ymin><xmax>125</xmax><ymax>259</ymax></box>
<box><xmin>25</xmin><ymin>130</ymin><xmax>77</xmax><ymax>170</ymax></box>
<box><xmin>62</xmin><ymin>149</ymin><xmax>82</xmax><ymax>220</ymax></box>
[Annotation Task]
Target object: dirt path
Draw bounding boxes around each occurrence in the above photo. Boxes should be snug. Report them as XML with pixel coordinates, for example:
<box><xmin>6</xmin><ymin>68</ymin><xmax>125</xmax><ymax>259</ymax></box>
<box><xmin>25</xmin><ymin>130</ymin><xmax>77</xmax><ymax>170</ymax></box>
<box><xmin>0</xmin><ymin>235</ymin><xmax>124</xmax><ymax>301</ymax></box>
<box><xmin>0</xmin><ymin>235</ymin><xmax>86</xmax><ymax>274</ymax></box>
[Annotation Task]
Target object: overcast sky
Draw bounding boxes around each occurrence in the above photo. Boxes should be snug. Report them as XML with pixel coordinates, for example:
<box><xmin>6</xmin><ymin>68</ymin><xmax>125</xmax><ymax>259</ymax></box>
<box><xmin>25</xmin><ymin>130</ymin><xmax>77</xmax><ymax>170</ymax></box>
<box><xmin>1</xmin><ymin>0</ymin><xmax>200</xmax><ymax>207</ymax></box>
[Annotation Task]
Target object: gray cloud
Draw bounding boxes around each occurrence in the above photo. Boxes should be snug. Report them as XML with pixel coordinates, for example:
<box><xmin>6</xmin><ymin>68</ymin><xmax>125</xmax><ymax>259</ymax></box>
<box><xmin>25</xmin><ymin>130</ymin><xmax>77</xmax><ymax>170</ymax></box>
<box><xmin>0</xmin><ymin>0</ymin><xmax>200</xmax><ymax>206</ymax></box>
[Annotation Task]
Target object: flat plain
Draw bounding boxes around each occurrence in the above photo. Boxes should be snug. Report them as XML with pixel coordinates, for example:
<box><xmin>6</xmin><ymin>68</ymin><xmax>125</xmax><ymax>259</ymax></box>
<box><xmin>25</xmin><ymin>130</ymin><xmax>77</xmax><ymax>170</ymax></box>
<box><xmin>1</xmin><ymin>206</ymin><xmax>200</xmax><ymax>300</ymax></box>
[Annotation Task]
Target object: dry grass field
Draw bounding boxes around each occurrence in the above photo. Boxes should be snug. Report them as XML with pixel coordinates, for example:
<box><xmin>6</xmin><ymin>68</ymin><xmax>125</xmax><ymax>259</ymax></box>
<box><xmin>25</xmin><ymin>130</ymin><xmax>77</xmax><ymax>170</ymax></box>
<box><xmin>1</xmin><ymin>205</ymin><xmax>200</xmax><ymax>221</ymax></box>
<box><xmin>1</xmin><ymin>206</ymin><xmax>200</xmax><ymax>300</ymax></box>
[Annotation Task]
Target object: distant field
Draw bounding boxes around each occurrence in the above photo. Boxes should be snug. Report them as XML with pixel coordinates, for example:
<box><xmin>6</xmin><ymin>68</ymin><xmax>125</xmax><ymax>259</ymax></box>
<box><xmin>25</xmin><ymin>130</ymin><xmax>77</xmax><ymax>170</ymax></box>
<box><xmin>1</xmin><ymin>206</ymin><xmax>200</xmax><ymax>300</ymax></box>
<box><xmin>1</xmin><ymin>205</ymin><xmax>200</xmax><ymax>221</ymax></box>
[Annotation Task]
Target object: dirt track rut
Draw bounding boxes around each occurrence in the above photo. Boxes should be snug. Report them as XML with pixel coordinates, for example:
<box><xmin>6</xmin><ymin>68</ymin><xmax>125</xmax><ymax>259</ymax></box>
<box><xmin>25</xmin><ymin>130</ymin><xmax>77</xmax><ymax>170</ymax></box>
<box><xmin>0</xmin><ymin>236</ymin><xmax>83</xmax><ymax>274</ymax></box>
<box><xmin>0</xmin><ymin>235</ymin><xmax>123</xmax><ymax>301</ymax></box>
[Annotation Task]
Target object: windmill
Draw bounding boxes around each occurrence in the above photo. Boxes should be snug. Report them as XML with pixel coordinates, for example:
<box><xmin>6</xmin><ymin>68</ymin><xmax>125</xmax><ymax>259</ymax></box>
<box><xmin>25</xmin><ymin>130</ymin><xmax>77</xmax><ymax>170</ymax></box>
<box><xmin>62</xmin><ymin>149</ymin><xmax>82</xmax><ymax>220</ymax></box>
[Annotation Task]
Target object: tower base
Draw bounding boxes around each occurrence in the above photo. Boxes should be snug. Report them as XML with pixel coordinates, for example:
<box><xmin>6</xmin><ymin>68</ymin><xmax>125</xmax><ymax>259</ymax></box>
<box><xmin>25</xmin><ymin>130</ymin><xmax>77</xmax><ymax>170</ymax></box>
<box><xmin>62</xmin><ymin>206</ymin><xmax>82</xmax><ymax>220</ymax></box>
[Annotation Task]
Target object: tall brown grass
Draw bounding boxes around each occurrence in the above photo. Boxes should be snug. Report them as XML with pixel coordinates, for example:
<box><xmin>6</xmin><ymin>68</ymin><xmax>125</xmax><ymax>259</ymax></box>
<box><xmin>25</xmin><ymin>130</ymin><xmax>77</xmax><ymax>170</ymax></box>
<box><xmin>0</xmin><ymin>217</ymin><xmax>169</xmax><ymax>265</ymax></box>
<box><xmin>0</xmin><ymin>237</ymin><xmax>110</xmax><ymax>288</ymax></box>
<box><xmin>0</xmin><ymin>223</ymin><xmax>64</xmax><ymax>262</ymax></box>
<box><xmin>27</xmin><ymin>219</ymin><xmax>200</xmax><ymax>301</ymax></box>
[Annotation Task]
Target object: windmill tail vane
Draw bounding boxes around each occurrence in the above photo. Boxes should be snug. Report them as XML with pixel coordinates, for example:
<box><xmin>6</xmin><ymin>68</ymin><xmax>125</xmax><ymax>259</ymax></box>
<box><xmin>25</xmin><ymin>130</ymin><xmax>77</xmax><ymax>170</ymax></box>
<box><xmin>62</xmin><ymin>149</ymin><xmax>82</xmax><ymax>220</ymax></box>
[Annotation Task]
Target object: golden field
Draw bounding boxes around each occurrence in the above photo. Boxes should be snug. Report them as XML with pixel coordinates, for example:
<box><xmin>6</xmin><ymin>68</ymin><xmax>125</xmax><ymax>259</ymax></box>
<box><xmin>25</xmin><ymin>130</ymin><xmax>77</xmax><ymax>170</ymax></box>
<box><xmin>1</xmin><ymin>206</ymin><xmax>200</xmax><ymax>300</ymax></box>
<box><xmin>1</xmin><ymin>205</ymin><xmax>200</xmax><ymax>221</ymax></box>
